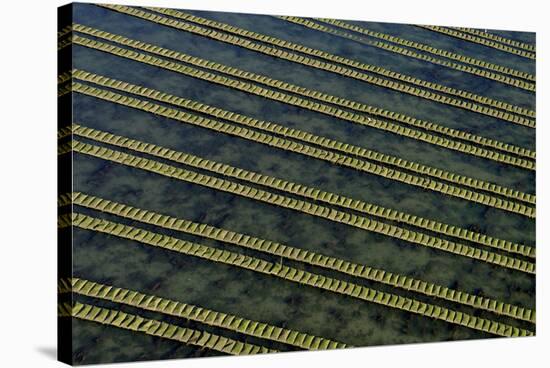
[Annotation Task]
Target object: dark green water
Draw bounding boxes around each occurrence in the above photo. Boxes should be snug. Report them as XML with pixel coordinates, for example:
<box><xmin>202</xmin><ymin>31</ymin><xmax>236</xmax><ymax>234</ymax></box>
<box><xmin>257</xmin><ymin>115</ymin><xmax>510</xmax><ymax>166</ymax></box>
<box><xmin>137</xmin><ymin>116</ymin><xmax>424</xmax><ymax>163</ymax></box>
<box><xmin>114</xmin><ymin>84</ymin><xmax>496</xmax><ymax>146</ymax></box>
<box><xmin>61</xmin><ymin>3</ymin><xmax>535</xmax><ymax>365</ymax></box>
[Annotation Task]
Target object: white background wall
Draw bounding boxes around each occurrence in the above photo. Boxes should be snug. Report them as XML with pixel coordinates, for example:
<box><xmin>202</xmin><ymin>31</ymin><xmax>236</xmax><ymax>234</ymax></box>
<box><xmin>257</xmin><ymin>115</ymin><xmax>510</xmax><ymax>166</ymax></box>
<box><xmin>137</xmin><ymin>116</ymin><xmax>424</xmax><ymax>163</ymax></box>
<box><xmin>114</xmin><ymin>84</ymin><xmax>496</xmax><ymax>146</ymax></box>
<box><xmin>0</xmin><ymin>0</ymin><xmax>546</xmax><ymax>366</ymax></box>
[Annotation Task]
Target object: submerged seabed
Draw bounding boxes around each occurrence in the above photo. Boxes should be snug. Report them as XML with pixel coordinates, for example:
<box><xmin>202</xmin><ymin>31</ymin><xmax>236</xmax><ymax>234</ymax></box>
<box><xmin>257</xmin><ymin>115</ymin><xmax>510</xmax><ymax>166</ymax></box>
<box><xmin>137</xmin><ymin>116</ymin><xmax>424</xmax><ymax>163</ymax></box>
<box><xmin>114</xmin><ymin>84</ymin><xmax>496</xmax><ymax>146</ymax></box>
<box><xmin>59</xmin><ymin>3</ymin><xmax>536</xmax><ymax>364</ymax></box>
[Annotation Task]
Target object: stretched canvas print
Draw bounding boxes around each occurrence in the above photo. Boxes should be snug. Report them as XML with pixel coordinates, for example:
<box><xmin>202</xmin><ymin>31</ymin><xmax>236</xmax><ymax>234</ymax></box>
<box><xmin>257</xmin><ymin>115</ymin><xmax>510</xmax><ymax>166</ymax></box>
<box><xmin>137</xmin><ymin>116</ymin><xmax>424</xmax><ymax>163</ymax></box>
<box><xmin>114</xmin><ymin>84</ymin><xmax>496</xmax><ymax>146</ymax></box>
<box><xmin>57</xmin><ymin>2</ymin><xmax>536</xmax><ymax>365</ymax></box>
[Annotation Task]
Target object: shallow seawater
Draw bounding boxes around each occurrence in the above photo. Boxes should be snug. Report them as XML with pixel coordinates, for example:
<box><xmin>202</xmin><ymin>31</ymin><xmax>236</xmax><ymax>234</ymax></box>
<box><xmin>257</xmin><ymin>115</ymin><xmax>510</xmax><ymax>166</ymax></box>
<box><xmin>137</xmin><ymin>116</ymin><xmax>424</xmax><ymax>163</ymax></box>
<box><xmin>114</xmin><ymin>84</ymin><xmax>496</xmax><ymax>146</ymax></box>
<box><xmin>62</xmin><ymin>3</ymin><xmax>536</xmax><ymax>364</ymax></box>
